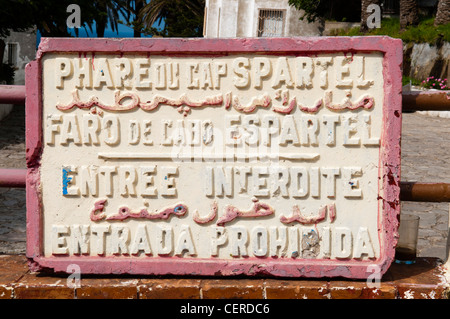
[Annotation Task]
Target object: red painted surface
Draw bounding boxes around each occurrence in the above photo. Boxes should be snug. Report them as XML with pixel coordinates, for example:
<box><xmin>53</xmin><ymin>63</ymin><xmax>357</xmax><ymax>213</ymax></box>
<box><xmin>280</xmin><ymin>203</ymin><xmax>335</xmax><ymax>225</ymax></box>
<box><xmin>0</xmin><ymin>85</ymin><xmax>26</xmax><ymax>104</ymax></box>
<box><xmin>25</xmin><ymin>59</ymin><xmax>42</xmax><ymax>260</ymax></box>
<box><xmin>26</xmin><ymin>37</ymin><xmax>403</xmax><ymax>278</ymax></box>
<box><xmin>56</xmin><ymin>89</ymin><xmax>225</xmax><ymax>114</ymax></box>
<box><xmin>0</xmin><ymin>168</ymin><xmax>26</xmax><ymax>187</ymax></box>
<box><xmin>216</xmin><ymin>199</ymin><xmax>274</xmax><ymax>226</ymax></box>
<box><xmin>105</xmin><ymin>202</ymin><xmax>187</xmax><ymax>221</ymax></box>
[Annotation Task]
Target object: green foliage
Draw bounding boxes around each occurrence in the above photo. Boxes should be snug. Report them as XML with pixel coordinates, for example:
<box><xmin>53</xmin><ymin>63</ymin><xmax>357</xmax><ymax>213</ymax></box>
<box><xmin>288</xmin><ymin>0</ymin><xmax>360</xmax><ymax>23</ymax></box>
<box><xmin>0</xmin><ymin>0</ymin><xmax>129</xmax><ymax>38</ymax></box>
<box><xmin>142</xmin><ymin>0</ymin><xmax>205</xmax><ymax>37</ymax></box>
<box><xmin>402</xmin><ymin>76</ymin><xmax>422</xmax><ymax>86</ymax></box>
<box><xmin>288</xmin><ymin>0</ymin><xmax>328</xmax><ymax>22</ymax></box>
<box><xmin>0</xmin><ymin>0</ymin><xmax>206</xmax><ymax>39</ymax></box>
<box><xmin>0</xmin><ymin>0</ymin><xmax>34</xmax><ymax>38</ymax></box>
<box><xmin>87</xmin><ymin>0</ymin><xmax>128</xmax><ymax>37</ymax></box>
<box><xmin>332</xmin><ymin>17</ymin><xmax>450</xmax><ymax>43</ymax></box>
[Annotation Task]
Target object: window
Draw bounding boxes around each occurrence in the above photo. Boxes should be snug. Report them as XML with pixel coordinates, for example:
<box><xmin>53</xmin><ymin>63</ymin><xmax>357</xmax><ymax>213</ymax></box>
<box><xmin>257</xmin><ymin>9</ymin><xmax>284</xmax><ymax>37</ymax></box>
<box><xmin>7</xmin><ymin>43</ymin><xmax>18</xmax><ymax>66</ymax></box>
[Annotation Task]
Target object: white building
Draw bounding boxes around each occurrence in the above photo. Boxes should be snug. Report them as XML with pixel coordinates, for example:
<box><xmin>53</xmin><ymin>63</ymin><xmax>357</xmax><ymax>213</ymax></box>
<box><xmin>203</xmin><ymin>0</ymin><xmax>323</xmax><ymax>38</ymax></box>
<box><xmin>0</xmin><ymin>29</ymin><xmax>36</xmax><ymax>120</ymax></box>
<box><xmin>2</xmin><ymin>29</ymin><xmax>37</xmax><ymax>85</ymax></box>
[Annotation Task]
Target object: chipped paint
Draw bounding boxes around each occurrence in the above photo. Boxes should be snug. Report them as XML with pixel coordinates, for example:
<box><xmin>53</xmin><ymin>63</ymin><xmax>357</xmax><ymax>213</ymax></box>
<box><xmin>193</xmin><ymin>201</ymin><xmax>218</xmax><ymax>224</ymax></box>
<box><xmin>302</xmin><ymin>229</ymin><xmax>320</xmax><ymax>258</ymax></box>
<box><xmin>89</xmin><ymin>199</ymin><xmax>188</xmax><ymax>221</ymax></box>
<box><xmin>106</xmin><ymin>203</ymin><xmax>187</xmax><ymax>221</ymax></box>
<box><xmin>62</xmin><ymin>167</ymin><xmax>72</xmax><ymax>195</ymax></box>
<box><xmin>403</xmin><ymin>289</ymin><xmax>415</xmax><ymax>299</ymax></box>
<box><xmin>232</xmin><ymin>93</ymin><xmax>271</xmax><ymax>113</ymax></box>
<box><xmin>216</xmin><ymin>198</ymin><xmax>274</xmax><ymax>226</ymax></box>
<box><xmin>280</xmin><ymin>203</ymin><xmax>336</xmax><ymax>225</ymax></box>
<box><xmin>57</xmin><ymin>89</ymin><xmax>226</xmax><ymax>116</ymax></box>
<box><xmin>324</xmin><ymin>90</ymin><xmax>374</xmax><ymax>111</ymax></box>
<box><xmin>90</xmin><ymin>199</ymin><xmax>107</xmax><ymax>221</ymax></box>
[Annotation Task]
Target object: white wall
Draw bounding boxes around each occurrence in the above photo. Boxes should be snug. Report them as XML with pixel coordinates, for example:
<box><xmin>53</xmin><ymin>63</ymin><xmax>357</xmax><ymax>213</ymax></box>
<box><xmin>2</xmin><ymin>29</ymin><xmax>36</xmax><ymax>85</ymax></box>
<box><xmin>205</xmin><ymin>0</ymin><xmax>323</xmax><ymax>38</ymax></box>
<box><xmin>0</xmin><ymin>29</ymin><xmax>35</xmax><ymax>120</ymax></box>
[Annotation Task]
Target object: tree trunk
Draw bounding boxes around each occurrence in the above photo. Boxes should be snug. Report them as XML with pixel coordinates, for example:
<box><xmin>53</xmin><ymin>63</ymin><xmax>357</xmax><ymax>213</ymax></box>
<box><xmin>96</xmin><ymin>18</ymin><xmax>106</xmax><ymax>38</ymax></box>
<box><xmin>96</xmin><ymin>2</ymin><xmax>107</xmax><ymax>38</ymax></box>
<box><xmin>435</xmin><ymin>0</ymin><xmax>450</xmax><ymax>26</ymax></box>
<box><xmin>360</xmin><ymin>0</ymin><xmax>380</xmax><ymax>33</ymax></box>
<box><xmin>400</xmin><ymin>0</ymin><xmax>419</xmax><ymax>30</ymax></box>
<box><xmin>133</xmin><ymin>0</ymin><xmax>144</xmax><ymax>37</ymax></box>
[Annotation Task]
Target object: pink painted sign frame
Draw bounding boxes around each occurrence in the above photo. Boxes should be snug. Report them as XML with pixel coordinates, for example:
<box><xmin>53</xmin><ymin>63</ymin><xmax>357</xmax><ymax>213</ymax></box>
<box><xmin>25</xmin><ymin>37</ymin><xmax>402</xmax><ymax>278</ymax></box>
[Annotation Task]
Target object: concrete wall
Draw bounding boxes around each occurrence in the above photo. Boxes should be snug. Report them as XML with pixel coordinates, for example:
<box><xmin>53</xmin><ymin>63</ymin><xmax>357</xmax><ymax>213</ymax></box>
<box><xmin>2</xmin><ymin>29</ymin><xmax>37</xmax><ymax>85</ymax></box>
<box><xmin>1</xmin><ymin>29</ymin><xmax>36</xmax><ymax>121</ymax></box>
<box><xmin>204</xmin><ymin>0</ymin><xmax>323</xmax><ymax>38</ymax></box>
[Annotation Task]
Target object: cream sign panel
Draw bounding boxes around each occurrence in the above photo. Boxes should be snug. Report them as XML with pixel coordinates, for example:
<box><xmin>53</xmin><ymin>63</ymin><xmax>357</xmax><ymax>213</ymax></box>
<box><xmin>44</xmin><ymin>53</ymin><xmax>380</xmax><ymax>257</ymax></box>
<box><xmin>27</xmin><ymin>38</ymin><xmax>402</xmax><ymax>278</ymax></box>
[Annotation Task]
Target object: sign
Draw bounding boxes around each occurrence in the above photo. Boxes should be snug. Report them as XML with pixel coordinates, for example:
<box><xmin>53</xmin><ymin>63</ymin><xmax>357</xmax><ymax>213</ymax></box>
<box><xmin>26</xmin><ymin>37</ymin><xmax>402</xmax><ymax>278</ymax></box>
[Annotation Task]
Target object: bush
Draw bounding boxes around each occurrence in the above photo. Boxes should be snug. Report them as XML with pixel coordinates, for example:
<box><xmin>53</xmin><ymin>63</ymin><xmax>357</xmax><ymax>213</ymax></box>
<box><xmin>420</xmin><ymin>76</ymin><xmax>448</xmax><ymax>90</ymax></box>
<box><xmin>402</xmin><ymin>76</ymin><xmax>422</xmax><ymax>86</ymax></box>
<box><xmin>333</xmin><ymin>17</ymin><xmax>450</xmax><ymax>44</ymax></box>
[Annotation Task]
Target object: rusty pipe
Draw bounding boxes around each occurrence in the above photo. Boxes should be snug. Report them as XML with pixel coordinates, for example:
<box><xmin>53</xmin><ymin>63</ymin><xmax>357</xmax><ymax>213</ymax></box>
<box><xmin>0</xmin><ymin>168</ymin><xmax>26</xmax><ymax>188</ymax></box>
<box><xmin>0</xmin><ymin>85</ymin><xmax>26</xmax><ymax>104</ymax></box>
<box><xmin>400</xmin><ymin>182</ymin><xmax>450</xmax><ymax>202</ymax></box>
<box><xmin>2</xmin><ymin>168</ymin><xmax>450</xmax><ymax>203</ymax></box>
<box><xmin>0</xmin><ymin>85</ymin><xmax>449</xmax><ymax>110</ymax></box>
<box><xmin>402</xmin><ymin>90</ymin><xmax>450</xmax><ymax>112</ymax></box>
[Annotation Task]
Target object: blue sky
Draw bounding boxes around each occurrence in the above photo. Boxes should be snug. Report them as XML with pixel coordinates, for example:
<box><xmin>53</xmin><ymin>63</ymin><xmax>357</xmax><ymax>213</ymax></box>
<box><xmin>66</xmin><ymin>19</ymin><xmax>158</xmax><ymax>38</ymax></box>
<box><xmin>36</xmin><ymin>8</ymin><xmax>162</xmax><ymax>47</ymax></box>
<box><xmin>36</xmin><ymin>23</ymin><xmax>144</xmax><ymax>48</ymax></box>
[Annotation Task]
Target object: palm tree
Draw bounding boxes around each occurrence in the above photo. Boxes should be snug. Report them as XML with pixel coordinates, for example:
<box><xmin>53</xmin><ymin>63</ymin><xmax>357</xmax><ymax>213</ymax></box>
<box><xmin>92</xmin><ymin>0</ymin><xmax>128</xmax><ymax>37</ymax></box>
<box><xmin>139</xmin><ymin>0</ymin><xmax>205</xmax><ymax>37</ymax></box>
<box><xmin>399</xmin><ymin>0</ymin><xmax>419</xmax><ymax>30</ymax></box>
<box><xmin>123</xmin><ymin>0</ymin><xmax>147</xmax><ymax>37</ymax></box>
<box><xmin>435</xmin><ymin>0</ymin><xmax>450</xmax><ymax>26</ymax></box>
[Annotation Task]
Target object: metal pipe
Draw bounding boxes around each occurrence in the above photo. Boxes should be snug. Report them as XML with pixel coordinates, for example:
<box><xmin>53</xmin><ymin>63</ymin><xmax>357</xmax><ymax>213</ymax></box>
<box><xmin>0</xmin><ymin>169</ymin><xmax>26</xmax><ymax>188</ymax></box>
<box><xmin>400</xmin><ymin>182</ymin><xmax>450</xmax><ymax>202</ymax></box>
<box><xmin>1</xmin><ymin>168</ymin><xmax>449</xmax><ymax>203</ymax></box>
<box><xmin>402</xmin><ymin>90</ymin><xmax>450</xmax><ymax>112</ymax></box>
<box><xmin>0</xmin><ymin>85</ymin><xmax>449</xmax><ymax>111</ymax></box>
<box><xmin>0</xmin><ymin>85</ymin><xmax>26</xmax><ymax>104</ymax></box>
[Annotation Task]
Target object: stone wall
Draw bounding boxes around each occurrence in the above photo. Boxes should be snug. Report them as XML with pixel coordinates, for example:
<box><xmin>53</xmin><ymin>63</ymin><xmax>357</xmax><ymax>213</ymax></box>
<box><xmin>404</xmin><ymin>41</ymin><xmax>450</xmax><ymax>82</ymax></box>
<box><xmin>404</xmin><ymin>41</ymin><xmax>449</xmax><ymax>119</ymax></box>
<box><xmin>2</xmin><ymin>29</ymin><xmax>37</xmax><ymax>85</ymax></box>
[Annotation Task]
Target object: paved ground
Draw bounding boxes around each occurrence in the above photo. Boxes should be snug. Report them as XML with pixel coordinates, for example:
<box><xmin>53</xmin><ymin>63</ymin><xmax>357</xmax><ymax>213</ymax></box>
<box><xmin>0</xmin><ymin>104</ymin><xmax>26</xmax><ymax>254</ymax></box>
<box><xmin>0</xmin><ymin>104</ymin><xmax>449</xmax><ymax>260</ymax></box>
<box><xmin>401</xmin><ymin>110</ymin><xmax>450</xmax><ymax>260</ymax></box>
